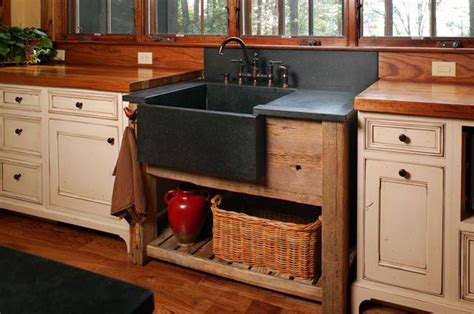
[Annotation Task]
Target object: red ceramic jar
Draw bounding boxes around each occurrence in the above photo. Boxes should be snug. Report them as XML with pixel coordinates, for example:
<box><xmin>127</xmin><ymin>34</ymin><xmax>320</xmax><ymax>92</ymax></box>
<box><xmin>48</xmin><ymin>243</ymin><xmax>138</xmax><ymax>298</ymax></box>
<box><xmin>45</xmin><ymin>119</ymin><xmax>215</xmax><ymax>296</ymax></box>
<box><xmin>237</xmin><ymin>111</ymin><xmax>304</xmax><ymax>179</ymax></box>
<box><xmin>164</xmin><ymin>183</ymin><xmax>210</xmax><ymax>245</ymax></box>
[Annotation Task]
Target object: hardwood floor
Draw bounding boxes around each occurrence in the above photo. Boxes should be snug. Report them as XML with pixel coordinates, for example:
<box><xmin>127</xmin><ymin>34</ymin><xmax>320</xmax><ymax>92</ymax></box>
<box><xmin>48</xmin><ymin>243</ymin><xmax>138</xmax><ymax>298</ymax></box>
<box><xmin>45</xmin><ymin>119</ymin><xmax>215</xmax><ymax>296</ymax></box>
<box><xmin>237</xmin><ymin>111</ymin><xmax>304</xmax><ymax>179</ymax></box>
<box><xmin>0</xmin><ymin>210</ymin><xmax>413</xmax><ymax>313</ymax></box>
<box><xmin>0</xmin><ymin>210</ymin><xmax>323</xmax><ymax>313</ymax></box>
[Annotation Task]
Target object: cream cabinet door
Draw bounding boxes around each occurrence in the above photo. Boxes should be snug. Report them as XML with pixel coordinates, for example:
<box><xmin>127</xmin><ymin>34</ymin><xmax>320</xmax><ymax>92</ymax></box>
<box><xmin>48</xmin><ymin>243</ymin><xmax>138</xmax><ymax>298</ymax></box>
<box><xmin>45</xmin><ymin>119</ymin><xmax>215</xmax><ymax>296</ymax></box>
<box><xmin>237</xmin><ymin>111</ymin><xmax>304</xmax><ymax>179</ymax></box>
<box><xmin>364</xmin><ymin>159</ymin><xmax>444</xmax><ymax>295</ymax></box>
<box><xmin>49</xmin><ymin>119</ymin><xmax>119</xmax><ymax>216</ymax></box>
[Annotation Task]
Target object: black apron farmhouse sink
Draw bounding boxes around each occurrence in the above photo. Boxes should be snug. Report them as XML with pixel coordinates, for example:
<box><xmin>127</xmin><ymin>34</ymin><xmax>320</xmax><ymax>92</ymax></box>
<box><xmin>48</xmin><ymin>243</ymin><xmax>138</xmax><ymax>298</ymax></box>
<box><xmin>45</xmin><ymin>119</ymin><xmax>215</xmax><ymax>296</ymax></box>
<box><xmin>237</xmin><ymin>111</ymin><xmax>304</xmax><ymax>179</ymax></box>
<box><xmin>137</xmin><ymin>82</ymin><xmax>294</xmax><ymax>182</ymax></box>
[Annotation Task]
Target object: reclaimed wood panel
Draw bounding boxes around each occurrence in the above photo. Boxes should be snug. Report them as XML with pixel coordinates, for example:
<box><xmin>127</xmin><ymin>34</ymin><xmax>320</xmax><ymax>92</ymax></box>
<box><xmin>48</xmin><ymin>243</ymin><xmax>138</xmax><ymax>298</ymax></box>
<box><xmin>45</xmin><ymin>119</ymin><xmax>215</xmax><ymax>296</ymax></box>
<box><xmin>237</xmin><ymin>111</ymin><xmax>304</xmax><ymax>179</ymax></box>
<box><xmin>379</xmin><ymin>52</ymin><xmax>474</xmax><ymax>84</ymax></box>
<box><xmin>322</xmin><ymin>121</ymin><xmax>350</xmax><ymax>314</ymax></box>
<box><xmin>56</xmin><ymin>43</ymin><xmax>204</xmax><ymax>69</ymax></box>
<box><xmin>355</xmin><ymin>80</ymin><xmax>474</xmax><ymax>119</ymax></box>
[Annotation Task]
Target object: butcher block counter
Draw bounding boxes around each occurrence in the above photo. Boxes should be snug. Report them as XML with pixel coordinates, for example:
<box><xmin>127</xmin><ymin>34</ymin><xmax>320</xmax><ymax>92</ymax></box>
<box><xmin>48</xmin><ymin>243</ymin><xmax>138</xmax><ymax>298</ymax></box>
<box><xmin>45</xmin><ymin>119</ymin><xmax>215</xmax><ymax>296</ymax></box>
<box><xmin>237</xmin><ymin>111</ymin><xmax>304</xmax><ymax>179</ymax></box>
<box><xmin>354</xmin><ymin>80</ymin><xmax>474</xmax><ymax>119</ymax></box>
<box><xmin>0</xmin><ymin>64</ymin><xmax>203</xmax><ymax>93</ymax></box>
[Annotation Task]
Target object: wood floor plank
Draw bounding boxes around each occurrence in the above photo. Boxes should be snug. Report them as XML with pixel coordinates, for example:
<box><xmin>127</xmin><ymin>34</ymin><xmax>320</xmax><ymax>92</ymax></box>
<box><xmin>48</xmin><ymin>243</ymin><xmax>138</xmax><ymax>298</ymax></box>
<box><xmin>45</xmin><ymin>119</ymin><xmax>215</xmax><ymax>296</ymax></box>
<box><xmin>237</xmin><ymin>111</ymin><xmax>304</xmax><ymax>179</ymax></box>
<box><xmin>0</xmin><ymin>210</ymin><xmax>322</xmax><ymax>313</ymax></box>
<box><xmin>0</xmin><ymin>210</ymin><xmax>400</xmax><ymax>313</ymax></box>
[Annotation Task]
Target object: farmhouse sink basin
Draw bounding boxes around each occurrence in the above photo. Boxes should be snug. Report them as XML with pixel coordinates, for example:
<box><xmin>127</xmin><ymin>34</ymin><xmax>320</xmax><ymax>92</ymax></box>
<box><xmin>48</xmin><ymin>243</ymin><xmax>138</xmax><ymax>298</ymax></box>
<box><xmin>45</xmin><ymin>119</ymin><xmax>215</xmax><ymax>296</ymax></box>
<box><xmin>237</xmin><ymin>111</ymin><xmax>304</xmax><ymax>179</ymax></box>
<box><xmin>137</xmin><ymin>82</ymin><xmax>295</xmax><ymax>182</ymax></box>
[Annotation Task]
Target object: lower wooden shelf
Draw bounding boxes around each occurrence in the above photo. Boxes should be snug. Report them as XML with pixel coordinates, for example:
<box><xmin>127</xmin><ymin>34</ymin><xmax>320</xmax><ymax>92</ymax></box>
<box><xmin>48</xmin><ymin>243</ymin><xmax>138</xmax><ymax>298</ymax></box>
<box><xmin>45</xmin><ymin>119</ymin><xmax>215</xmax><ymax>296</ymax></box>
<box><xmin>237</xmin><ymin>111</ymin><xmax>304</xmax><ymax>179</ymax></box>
<box><xmin>147</xmin><ymin>227</ymin><xmax>323</xmax><ymax>302</ymax></box>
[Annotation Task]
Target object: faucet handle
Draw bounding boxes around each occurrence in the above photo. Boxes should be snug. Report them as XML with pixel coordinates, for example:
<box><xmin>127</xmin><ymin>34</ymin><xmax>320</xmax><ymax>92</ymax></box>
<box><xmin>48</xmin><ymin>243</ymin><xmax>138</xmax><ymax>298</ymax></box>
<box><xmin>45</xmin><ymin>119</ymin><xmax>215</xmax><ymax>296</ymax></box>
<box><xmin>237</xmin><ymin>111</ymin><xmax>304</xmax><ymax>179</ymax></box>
<box><xmin>252</xmin><ymin>52</ymin><xmax>259</xmax><ymax>62</ymax></box>
<box><xmin>220</xmin><ymin>73</ymin><xmax>230</xmax><ymax>84</ymax></box>
<box><xmin>269</xmin><ymin>60</ymin><xmax>282</xmax><ymax>65</ymax></box>
<box><xmin>230</xmin><ymin>59</ymin><xmax>243</xmax><ymax>64</ymax></box>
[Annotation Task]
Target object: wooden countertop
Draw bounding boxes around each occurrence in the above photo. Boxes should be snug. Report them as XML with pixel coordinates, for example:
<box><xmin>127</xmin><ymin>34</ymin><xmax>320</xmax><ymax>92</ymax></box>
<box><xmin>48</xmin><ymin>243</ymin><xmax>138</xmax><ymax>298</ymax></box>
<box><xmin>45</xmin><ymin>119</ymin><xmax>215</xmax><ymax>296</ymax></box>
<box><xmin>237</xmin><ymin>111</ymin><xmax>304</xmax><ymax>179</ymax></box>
<box><xmin>0</xmin><ymin>65</ymin><xmax>203</xmax><ymax>93</ymax></box>
<box><xmin>354</xmin><ymin>80</ymin><xmax>474</xmax><ymax>120</ymax></box>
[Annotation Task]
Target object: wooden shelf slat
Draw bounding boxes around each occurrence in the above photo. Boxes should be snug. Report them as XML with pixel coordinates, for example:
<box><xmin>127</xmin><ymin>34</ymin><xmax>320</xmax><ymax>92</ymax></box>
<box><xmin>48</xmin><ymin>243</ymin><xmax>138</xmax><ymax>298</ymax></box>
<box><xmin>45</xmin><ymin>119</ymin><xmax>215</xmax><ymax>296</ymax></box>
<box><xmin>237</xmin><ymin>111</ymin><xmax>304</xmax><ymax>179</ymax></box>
<box><xmin>147</xmin><ymin>228</ymin><xmax>323</xmax><ymax>302</ymax></box>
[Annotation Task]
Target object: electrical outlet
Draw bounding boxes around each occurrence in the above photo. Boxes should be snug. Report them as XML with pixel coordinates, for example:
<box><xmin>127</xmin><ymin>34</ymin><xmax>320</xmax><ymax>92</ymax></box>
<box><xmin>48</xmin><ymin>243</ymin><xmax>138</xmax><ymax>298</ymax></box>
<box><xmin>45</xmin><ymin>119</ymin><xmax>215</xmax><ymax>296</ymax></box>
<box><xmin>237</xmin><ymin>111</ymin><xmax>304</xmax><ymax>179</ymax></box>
<box><xmin>138</xmin><ymin>52</ymin><xmax>153</xmax><ymax>65</ymax></box>
<box><xmin>55</xmin><ymin>49</ymin><xmax>66</xmax><ymax>62</ymax></box>
<box><xmin>432</xmin><ymin>61</ymin><xmax>456</xmax><ymax>77</ymax></box>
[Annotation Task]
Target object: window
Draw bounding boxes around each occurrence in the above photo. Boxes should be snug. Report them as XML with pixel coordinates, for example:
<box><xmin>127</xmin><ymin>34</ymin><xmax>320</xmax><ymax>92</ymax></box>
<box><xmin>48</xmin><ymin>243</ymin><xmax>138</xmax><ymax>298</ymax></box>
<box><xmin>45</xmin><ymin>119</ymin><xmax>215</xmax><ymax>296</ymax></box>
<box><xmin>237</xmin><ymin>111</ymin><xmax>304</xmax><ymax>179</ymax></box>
<box><xmin>362</xmin><ymin>0</ymin><xmax>474</xmax><ymax>38</ymax></box>
<box><xmin>241</xmin><ymin>0</ymin><xmax>343</xmax><ymax>37</ymax></box>
<box><xmin>68</xmin><ymin>0</ymin><xmax>135</xmax><ymax>34</ymax></box>
<box><xmin>147</xmin><ymin>0</ymin><xmax>228</xmax><ymax>36</ymax></box>
<box><xmin>58</xmin><ymin>0</ymin><xmax>474</xmax><ymax>47</ymax></box>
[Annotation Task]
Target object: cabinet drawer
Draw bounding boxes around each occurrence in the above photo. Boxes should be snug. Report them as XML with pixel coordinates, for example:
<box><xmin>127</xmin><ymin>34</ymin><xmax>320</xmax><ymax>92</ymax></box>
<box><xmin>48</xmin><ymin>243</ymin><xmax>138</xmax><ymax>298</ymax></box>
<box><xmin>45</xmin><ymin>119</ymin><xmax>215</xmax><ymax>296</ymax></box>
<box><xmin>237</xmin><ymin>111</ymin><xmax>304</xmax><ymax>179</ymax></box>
<box><xmin>0</xmin><ymin>160</ymin><xmax>42</xmax><ymax>203</ymax></box>
<box><xmin>49</xmin><ymin>90</ymin><xmax>119</xmax><ymax>120</ymax></box>
<box><xmin>462</xmin><ymin>231</ymin><xmax>474</xmax><ymax>302</ymax></box>
<box><xmin>366</xmin><ymin>118</ymin><xmax>444</xmax><ymax>156</ymax></box>
<box><xmin>0</xmin><ymin>87</ymin><xmax>41</xmax><ymax>111</ymax></box>
<box><xmin>1</xmin><ymin>116</ymin><xmax>42</xmax><ymax>156</ymax></box>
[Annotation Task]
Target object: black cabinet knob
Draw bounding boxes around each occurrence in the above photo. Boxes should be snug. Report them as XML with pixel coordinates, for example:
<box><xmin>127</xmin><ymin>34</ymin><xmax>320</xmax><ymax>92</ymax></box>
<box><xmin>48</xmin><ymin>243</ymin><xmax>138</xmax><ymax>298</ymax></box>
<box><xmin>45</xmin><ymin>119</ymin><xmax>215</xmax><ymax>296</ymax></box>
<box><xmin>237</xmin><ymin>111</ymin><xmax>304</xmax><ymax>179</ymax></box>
<box><xmin>13</xmin><ymin>173</ymin><xmax>21</xmax><ymax>181</ymax></box>
<box><xmin>15</xmin><ymin>128</ymin><xmax>23</xmax><ymax>135</ymax></box>
<box><xmin>107</xmin><ymin>137</ymin><xmax>115</xmax><ymax>145</ymax></box>
<box><xmin>399</xmin><ymin>134</ymin><xmax>409</xmax><ymax>143</ymax></box>
<box><xmin>75</xmin><ymin>102</ymin><xmax>83</xmax><ymax>109</ymax></box>
<box><xmin>15</xmin><ymin>97</ymin><xmax>23</xmax><ymax>104</ymax></box>
<box><xmin>399</xmin><ymin>169</ymin><xmax>409</xmax><ymax>178</ymax></box>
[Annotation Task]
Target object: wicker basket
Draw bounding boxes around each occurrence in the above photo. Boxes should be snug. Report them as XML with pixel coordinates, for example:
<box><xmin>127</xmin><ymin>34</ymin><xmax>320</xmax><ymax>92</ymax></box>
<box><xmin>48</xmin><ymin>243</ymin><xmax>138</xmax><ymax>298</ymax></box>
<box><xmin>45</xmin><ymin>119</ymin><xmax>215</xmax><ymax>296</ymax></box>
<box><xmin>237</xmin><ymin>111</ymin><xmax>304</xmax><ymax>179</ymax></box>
<box><xmin>211</xmin><ymin>194</ymin><xmax>322</xmax><ymax>279</ymax></box>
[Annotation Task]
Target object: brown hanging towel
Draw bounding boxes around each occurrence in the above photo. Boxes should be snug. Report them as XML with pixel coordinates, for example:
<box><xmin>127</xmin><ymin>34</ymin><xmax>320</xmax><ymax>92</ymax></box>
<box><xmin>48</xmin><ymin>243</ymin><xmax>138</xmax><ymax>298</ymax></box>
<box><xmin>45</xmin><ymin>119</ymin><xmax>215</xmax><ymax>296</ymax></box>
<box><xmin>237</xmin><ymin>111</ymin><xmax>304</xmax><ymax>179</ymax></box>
<box><xmin>111</xmin><ymin>126</ymin><xmax>147</xmax><ymax>225</ymax></box>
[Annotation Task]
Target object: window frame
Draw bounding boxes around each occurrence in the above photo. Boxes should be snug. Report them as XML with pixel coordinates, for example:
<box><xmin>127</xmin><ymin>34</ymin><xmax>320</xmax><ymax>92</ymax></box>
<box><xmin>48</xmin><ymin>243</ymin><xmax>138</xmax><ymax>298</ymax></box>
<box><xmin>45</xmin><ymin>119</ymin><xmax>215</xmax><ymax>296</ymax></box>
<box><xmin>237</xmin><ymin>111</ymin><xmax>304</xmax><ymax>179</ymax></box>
<box><xmin>46</xmin><ymin>0</ymin><xmax>474</xmax><ymax>49</ymax></box>
<box><xmin>64</xmin><ymin>0</ymin><xmax>141</xmax><ymax>43</ymax></box>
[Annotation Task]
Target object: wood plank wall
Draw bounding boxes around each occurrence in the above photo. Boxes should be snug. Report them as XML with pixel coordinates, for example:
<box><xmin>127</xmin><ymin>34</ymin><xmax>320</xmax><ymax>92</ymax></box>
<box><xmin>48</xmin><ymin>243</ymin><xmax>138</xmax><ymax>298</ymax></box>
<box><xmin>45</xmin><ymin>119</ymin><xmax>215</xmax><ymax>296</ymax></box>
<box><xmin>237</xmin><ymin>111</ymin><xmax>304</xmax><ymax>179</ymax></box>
<box><xmin>0</xmin><ymin>0</ymin><xmax>11</xmax><ymax>25</ymax></box>
<box><xmin>379</xmin><ymin>52</ymin><xmax>474</xmax><ymax>84</ymax></box>
<box><xmin>56</xmin><ymin>43</ymin><xmax>204</xmax><ymax>69</ymax></box>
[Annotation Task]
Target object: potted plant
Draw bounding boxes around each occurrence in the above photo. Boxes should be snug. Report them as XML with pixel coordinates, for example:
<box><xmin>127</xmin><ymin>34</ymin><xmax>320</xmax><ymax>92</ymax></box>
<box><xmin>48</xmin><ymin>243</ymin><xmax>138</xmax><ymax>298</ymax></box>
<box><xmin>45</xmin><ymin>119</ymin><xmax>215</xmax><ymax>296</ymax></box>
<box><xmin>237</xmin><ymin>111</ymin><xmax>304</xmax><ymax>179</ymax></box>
<box><xmin>0</xmin><ymin>26</ymin><xmax>54</xmax><ymax>65</ymax></box>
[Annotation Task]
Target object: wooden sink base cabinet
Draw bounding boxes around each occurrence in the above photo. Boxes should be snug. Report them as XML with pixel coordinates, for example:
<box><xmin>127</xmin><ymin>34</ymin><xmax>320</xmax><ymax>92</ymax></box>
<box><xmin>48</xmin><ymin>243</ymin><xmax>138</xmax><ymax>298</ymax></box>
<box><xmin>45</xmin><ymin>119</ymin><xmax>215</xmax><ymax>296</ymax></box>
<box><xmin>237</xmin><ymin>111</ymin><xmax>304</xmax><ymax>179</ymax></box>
<box><xmin>130</xmin><ymin>117</ymin><xmax>355</xmax><ymax>314</ymax></box>
<box><xmin>352</xmin><ymin>83</ymin><xmax>474</xmax><ymax>313</ymax></box>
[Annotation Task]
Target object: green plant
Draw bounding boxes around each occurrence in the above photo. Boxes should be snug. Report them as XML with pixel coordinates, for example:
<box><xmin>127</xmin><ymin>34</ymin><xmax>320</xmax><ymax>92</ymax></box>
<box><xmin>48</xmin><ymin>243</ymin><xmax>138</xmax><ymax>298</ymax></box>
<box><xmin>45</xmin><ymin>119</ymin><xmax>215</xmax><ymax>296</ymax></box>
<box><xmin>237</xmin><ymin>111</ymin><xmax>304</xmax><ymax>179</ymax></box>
<box><xmin>0</xmin><ymin>26</ymin><xmax>54</xmax><ymax>65</ymax></box>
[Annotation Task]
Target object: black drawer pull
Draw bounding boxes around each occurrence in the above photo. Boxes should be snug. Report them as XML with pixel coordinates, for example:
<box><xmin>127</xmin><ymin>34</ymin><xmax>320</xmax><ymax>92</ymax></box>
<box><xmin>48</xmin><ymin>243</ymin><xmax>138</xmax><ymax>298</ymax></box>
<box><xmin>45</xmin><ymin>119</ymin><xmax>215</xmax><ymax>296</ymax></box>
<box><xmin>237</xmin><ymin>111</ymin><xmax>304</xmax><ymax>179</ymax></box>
<box><xmin>75</xmin><ymin>102</ymin><xmax>83</xmax><ymax>109</ymax></box>
<box><xmin>15</xmin><ymin>128</ymin><xmax>23</xmax><ymax>135</ymax></box>
<box><xmin>107</xmin><ymin>137</ymin><xmax>115</xmax><ymax>145</ymax></box>
<box><xmin>15</xmin><ymin>97</ymin><xmax>23</xmax><ymax>104</ymax></box>
<box><xmin>13</xmin><ymin>173</ymin><xmax>22</xmax><ymax>181</ymax></box>
<box><xmin>399</xmin><ymin>169</ymin><xmax>409</xmax><ymax>178</ymax></box>
<box><xmin>399</xmin><ymin>134</ymin><xmax>410</xmax><ymax>143</ymax></box>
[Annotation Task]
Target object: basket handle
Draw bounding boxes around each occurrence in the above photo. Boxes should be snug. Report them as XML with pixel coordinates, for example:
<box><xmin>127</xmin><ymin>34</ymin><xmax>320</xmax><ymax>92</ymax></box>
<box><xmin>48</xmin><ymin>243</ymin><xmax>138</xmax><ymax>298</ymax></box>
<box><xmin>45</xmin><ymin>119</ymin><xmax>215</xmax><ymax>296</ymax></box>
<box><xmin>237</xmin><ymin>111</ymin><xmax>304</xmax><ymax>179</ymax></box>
<box><xmin>211</xmin><ymin>194</ymin><xmax>223</xmax><ymax>207</ymax></box>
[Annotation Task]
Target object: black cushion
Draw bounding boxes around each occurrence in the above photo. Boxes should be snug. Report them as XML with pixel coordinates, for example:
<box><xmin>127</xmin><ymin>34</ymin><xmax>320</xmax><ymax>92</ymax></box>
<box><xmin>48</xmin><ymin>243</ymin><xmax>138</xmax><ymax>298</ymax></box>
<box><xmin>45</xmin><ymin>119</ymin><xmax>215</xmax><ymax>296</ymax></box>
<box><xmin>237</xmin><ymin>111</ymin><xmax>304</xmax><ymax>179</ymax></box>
<box><xmin>0</xmin><ymin>246</ymin><xmax>154</xmax><ymax>314</ymax></box>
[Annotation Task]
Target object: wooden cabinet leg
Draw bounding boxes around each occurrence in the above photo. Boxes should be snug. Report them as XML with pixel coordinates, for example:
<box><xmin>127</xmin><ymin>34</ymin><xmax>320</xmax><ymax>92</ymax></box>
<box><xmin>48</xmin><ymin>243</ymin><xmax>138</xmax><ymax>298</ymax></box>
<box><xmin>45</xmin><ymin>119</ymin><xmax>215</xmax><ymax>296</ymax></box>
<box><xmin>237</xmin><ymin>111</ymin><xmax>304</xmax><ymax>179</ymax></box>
<box><xmin>322</xmin><ymin>121</ymin><xmax>350</xmax><ymax>314</ymax></box>
<box><xmin>129</xmin><ymin>166</ymin><xmax>157</xmax><ymax>265</ymax></box>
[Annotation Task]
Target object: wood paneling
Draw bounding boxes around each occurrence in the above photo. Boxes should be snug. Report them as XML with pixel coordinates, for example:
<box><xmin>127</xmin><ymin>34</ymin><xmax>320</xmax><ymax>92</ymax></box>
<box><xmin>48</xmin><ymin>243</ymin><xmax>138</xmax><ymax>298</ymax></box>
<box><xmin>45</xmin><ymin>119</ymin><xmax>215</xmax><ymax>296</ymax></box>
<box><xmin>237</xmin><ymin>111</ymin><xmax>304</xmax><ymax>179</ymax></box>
<box><xmin>379</xmin><ymin>52</ymin><xmax>474</xmax><ymax>84</ymax></box>
<box><xmin>355</xmin><ymin>80</ymin><xmax>474</xmax><ymax>120</ymax></box>
<box><xmin>41</xmin><ymin>0</ymin><xmax>66</xmax><ymax>41</ymax></box>
<box><xmin>0</xmin><ymin>65</ymin><xmax>202</xmax><ymax>93</ymax></box>
<box><xmin>0</xmin><ymin>0</ymin><xmax>10</xmax><ymax>25</ymax></box>
<box><xmin>56</xmin><ymin>43</ymin><xmax>204</xmax><ymax>69</ymax></box>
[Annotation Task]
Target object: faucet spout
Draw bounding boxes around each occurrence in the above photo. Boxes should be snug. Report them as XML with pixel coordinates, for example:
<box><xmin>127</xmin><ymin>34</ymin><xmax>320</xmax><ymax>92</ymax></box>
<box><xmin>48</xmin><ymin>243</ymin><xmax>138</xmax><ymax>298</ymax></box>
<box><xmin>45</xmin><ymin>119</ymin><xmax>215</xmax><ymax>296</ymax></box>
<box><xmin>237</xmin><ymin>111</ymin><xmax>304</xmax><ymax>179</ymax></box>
<box><xmin>218</xmin><ymin>37</ymin><xmax>252</xmax><ymax>66</ymax></box>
